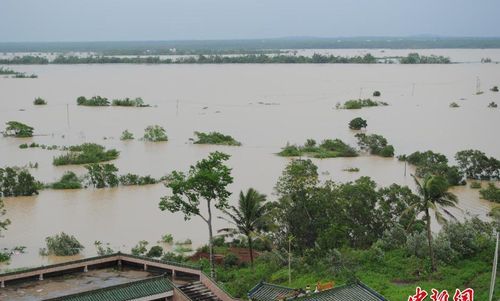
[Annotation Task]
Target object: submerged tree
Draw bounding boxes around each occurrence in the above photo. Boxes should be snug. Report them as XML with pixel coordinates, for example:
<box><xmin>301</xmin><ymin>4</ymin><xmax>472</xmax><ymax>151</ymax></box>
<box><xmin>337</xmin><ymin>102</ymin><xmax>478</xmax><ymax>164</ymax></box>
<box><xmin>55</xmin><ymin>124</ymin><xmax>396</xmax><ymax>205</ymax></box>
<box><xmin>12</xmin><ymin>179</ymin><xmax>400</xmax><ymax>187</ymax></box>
<box><xmin>219</xmin><ymin>188</ymin><xmax>269</xmax><ymax>267</ymax></box>
<box><xmin>159</xmin><ymin>151</ymin><xmax>233</xmax><ymax>278</ymax></box>
<box><xmin>348</xmin><ymin>117</ymin><xmax>367</xmax><ymax>130</ymax></box>
<box><xmin>409</xmin><ymin>175</ymin><xmax>458</xmax><ymax>272</ymax></box>
<box><xmin>143</xmin><ymin>125</ymin><xmax>168</xmax><ymax>142</ymax></box>
<box><xmin>0</xmin><ymin>198</ymin><xmax>11</xmax><ymax>237</ymax></box>
<box><xmin>4</xmin><ymin>121</ymin><xmax>34</xmax><ymax>137</ymax></box>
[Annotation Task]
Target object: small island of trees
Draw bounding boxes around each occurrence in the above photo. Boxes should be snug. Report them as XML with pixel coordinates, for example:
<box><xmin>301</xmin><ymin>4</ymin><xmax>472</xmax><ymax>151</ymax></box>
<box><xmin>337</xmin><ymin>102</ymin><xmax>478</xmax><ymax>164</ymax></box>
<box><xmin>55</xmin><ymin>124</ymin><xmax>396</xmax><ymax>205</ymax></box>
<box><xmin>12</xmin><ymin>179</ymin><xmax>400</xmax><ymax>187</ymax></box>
<box><xmin>112</xmin><ymin>97</ymin><xmax>150</xmax><ymax>107</ymax></box>
<box><xmin>278</xmin><ymin>139</ymin><xmax>358</xmax><ymax>158</ymax></box>
<box><xmin>193</xmin><ymin>131</ymin><xmax>242</xmax><ymax>146</ymax></box>
<box><xmin>143</xmin><ymin>125</ymin><xmax>168</xmax><ymax>142</ymax></box>
<box><xmin>355</xmin><ymin>133</ymin><xmax>395</xmax><ymax>157</ymax></box>
<box><xmin>33</xmin><ymin>97</ymin><xmax>47</xmax><ymax>105</ymax></box>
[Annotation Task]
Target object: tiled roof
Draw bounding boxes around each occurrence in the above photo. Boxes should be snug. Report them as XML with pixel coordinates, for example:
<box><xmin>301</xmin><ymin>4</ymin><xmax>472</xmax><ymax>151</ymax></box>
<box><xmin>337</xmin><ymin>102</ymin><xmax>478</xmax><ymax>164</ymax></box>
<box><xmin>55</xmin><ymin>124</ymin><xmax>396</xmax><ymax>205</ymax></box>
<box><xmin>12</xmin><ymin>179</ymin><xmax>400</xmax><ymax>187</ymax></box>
<box><xmin>248</xmin><ymin>282</ymin><xmax>387</xmax><ymax>301</ymax></box>
<box><xmin>44</xmin><ymin>275</ymin><xmax>174</xmax><ymax>301</ymax></box>
<box><xmin>248</xmin><ymin>282</ymin><xmax>296</xmax><ymax>301</ymax></box>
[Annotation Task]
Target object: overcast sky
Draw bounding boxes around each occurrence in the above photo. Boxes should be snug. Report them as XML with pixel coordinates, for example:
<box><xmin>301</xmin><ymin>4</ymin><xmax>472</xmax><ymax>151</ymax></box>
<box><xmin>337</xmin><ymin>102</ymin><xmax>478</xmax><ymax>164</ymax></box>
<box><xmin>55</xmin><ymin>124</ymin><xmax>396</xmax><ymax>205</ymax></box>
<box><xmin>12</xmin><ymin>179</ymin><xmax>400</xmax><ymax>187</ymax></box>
<box><xmin>1</xmin><ymin>0</ymin><xmax>499</xmax><ymax>42</ymax></box>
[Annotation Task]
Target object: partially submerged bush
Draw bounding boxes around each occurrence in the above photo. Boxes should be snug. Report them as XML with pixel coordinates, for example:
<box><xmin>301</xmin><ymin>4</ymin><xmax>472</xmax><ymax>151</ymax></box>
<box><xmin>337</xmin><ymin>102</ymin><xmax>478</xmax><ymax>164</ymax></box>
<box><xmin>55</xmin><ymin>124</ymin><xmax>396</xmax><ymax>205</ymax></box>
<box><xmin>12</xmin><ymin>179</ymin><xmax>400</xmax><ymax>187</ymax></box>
<box><xmin>340</xmin><ymin>98</ymin><xmax>388</xmax><ymax>109</ymax></box>
<box><xmin>146</xmin><ymin>246</ymin><xmax>163</xmax><ymax>258</ymax></box>
<box><xmin>161</xmin><ymin>234</ymin><xmax>174</xmax><ymax>244</ymax></box>
<box><xmin>77</xmin><ymin>96</ymin><xmax>110</xmax><ymax>106</ymax></box>
<box><xmin>120</xmin><ymin>130</ymin><xmax>134</xmax><ymax>140</ymax></box>
<box><xmin>3</xmin><ymin>121</ymin><xmax>34</xmax><ymax>137</ymax></box>
<box><xmin>355</xmin><ymin>133</ymin><xmax>395</xmax><ymax>157</ymax></box>
<box><xmin>373</xmin><ymin>91</ymin><xmax>381</xmax><ymax>97</ymax></box>
<box><xmin>53</xmin><ymin>143</ymin><xmax>119</xmax><ymax>165</ymax></box>
<box><xmin>469</xmin><ymin>181</ymin><xmax>481</xmax><ymax>189</ymax></box>
<box><xmin>131</xmin><ymin>240</ymin><xmax>149</xmax><ymax>256</ymax></box>
<box><xmin>0</xmin><ymin>167</ymin><xmax>41</xmax><ymax>196</ymax></box>
<box><xmin>86</xmin><ymin>163</ymin><xmax>119</xmax><ymax>188</ymax></box>
<box><xmin>44</xmin><ymin>232</ymin><xmax>84</xmax><ymax>256</ymax></box>
<box><xmin>449</xmin><ymin>102</ymin><xmax>460</xmax><ymax>108</ymax></box>
<box><xmin>119</xmin><ymin>173</ymin><xmax>157</xmax><ymax>185</ymax></box>
<box><xmin>491</xmin><ymin>86</ymin><xmax>499</xmax><ymax>92</ymax></box>
<box><xmin>488</xmin><ymin>102</ymin><xmax>498</xmax><ymax>108</ymax></box>
<box><xmin>51</xmin><ymin>171</ymin><xmax>83</xmax><ymax>189</ymax></box>
<box><xmin>143</xmin><ymin>125</ymin><xmax>168</xmax><ymax>142</ymax></box>
<box><xmin>193</xmin><ymin>131</ymin><xmax>241</xmax><ymax>146</ymax></box>
<box><xmin>94</xmin><ymin>241</ymin><xmax>114</xmax><ymax>255</ymax></box>
<box><xmin>278</xmin><ymin>139</ymin><xmax>357</xmax><ymax>158</ymax></box>
<box><xmin>348</xmin><ymin>117</ymin><xmax>367</xmax><ymax>130</ymax></box>
<box><xmin>112</xmin><ymin>97</ymin><xmax>149</xmax><ymax>107</ymax></box>
<box><xmin>479</xmin><ymin>183</ymin><xmax>500</xmax><ymax>203</ymax></box>
<box><xmin>33</xmin><ymin>97</ymin><xmax>47</xmax><ymax>105</ymax></box>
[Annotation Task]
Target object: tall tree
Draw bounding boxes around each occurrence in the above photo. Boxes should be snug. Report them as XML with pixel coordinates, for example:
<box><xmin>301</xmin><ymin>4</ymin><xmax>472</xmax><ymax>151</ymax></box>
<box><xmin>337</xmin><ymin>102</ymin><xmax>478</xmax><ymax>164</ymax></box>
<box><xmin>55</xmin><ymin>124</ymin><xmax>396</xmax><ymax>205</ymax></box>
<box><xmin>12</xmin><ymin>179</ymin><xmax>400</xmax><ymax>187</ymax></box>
<box><xmin>411</xmin><ymin>175</ymin><xmax>458</xmax><ymax>272</ymax></box>
<box><xmin>0</xmin><ymin>198</ymin><xmax>10</xmax><ymax>236</ymax></box>
<box><xmin>159</xmin><ymin>152</ymin><xmax>233</xmax><ymax>278</ymax></box>
<box><xmin>219</xmin><ymin>188</ymin><xmax>269</xmax><ymax>267</ymax></box>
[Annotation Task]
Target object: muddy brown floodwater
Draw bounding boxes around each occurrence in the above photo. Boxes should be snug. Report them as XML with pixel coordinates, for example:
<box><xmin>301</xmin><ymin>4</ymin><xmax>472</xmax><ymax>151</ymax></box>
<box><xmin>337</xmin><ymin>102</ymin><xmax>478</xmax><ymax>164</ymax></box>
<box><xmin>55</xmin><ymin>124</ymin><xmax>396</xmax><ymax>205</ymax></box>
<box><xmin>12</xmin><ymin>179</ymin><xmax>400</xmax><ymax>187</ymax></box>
<box><xmin>1</xmin><ymin>49</ymin><xmax>499</xmax><ymax>270</ymax></box>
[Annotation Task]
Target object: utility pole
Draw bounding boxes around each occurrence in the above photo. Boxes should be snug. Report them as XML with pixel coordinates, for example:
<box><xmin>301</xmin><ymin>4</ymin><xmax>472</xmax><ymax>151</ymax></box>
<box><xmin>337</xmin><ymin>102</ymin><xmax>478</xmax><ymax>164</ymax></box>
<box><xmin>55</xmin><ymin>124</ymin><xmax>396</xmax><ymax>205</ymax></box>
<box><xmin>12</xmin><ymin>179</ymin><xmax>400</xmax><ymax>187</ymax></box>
<box><xmin>488</xmin><ymin>232</ymin><xmax>499</xmax><ymax>301</ymax></box>
<box><xmin>476</xmin><ymin>76</ymin><xmax>482</xmax><ymax>94</ymax></box>
<box><xmin>66</xmin><ymin>104</ymin><xmax>70</xmax><ymax>129</ymax></box>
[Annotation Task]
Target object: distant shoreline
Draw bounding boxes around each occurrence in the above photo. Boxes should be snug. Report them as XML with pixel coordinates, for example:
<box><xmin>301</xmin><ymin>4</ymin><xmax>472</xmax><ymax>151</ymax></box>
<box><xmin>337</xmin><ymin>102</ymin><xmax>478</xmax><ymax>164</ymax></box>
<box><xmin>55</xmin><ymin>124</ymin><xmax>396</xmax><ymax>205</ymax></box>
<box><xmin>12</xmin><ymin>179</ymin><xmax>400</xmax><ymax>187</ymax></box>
<box><xmin>1</xmin><ymin>37</ymin><xmax>500</xmax><ymax>55</ymax></box>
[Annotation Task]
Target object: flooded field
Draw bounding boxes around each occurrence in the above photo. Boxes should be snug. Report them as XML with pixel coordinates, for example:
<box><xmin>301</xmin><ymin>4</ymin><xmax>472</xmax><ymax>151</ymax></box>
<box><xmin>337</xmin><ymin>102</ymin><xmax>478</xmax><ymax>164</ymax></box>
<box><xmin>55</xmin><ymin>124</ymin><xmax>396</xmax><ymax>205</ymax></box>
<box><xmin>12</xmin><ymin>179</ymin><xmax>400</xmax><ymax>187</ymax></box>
<box><xmin>1</xmin><ymin>51</ymin><xmax>499</xmax><ymax>270</ymax></box>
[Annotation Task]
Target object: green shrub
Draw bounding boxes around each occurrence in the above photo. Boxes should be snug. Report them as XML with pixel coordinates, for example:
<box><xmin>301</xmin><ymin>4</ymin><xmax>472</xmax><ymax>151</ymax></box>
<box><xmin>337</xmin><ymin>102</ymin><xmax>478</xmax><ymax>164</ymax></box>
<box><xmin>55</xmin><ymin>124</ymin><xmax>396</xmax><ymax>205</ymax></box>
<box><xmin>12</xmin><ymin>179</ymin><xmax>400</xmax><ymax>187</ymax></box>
<box><xmin>193</xmin><ymin>131</ymin><xmax>241</xmax><ymax>146</ymax></box>
<box><xmin>348</xmin><ymin>117</ymin><xmax>367</xmax><ymax>130</ymax></box>
<box><xmin>0</xmin><ymin>167</ymin><xmax>41</xmax><ymax>196</ymax></box>
<box><xmin>278</xmin><ymin>139</ymin><xmax>357</xmax><ymax>158</ymax></box>
<box><xmin>86</xmin><ymin>163</ymin><xmax>119</xmax><ymax>188</ymax></box>
<box><xmin>488</xmin><ymin>101</ymin><xmax>498</xmax><ymax>108</ymax></box>
<box><xmin>77</xmin><ymin>96</ymin><xmax>110</xmax><ymax>106</ymax></box>
<box><xmin>355</xmin><ymin>133</ymin><xmax>395</xmax><ymax>157</ymax></box>
<box><xmin>112</xmin><ymin>97</ymin><xmax>149</xmax><ymax>107</ymax></box>
<box><xmin>146</xmin><ymin>246</ymin><xmax>164</xmax><ymax>258</ymax></box>
<box><xmin>223</xmin><ymin>253</ymin><xmax>239</xmax><ymax>267</ymax></box>
<box><xmin>51</xmin><ymin>171</ymin><xmax>82</xmax><ymax>189</ymax></box>
<box><xmin>341</xmin><ymin>98</ymin><xmax>388</xmax><ymax>109</ymax></box>
<box><xmin>470</xmin><ymin>181</ymin><xmax>481</xmax><ymax>189</ymax></box>
<box><xmin>131</xmin><ymin>240</ymin><xmax>149</xmax><ymax>256</ymax></box>
<box><xmin>120</xmin><ymin>130</ymin><xmax>134</xmax><ymax>140</ymax></box>
<box><xmin>94</xmin><ymin>241</ymin><xmax>114</xmax><ymax>255</ymax></box>
<box><xmin>479</xmin><ymin>183</ymin><xmax>500</xmax><ymax>203</ymax></box>
<box><xmin>119</xmin><ymin>173</ymin><xmax>157</xmax><ymax>185</ymax></box>
<box><xmin>161</xmin><ymin>234</ymin><xmax>174</xmax><ymax>243</ymax></box>
<box><xmin>19</xmin><ymin>143</ymin><xmax>28</xmax><ymax>149</ymax></box>
<box><xmin>143</xmin><ymin>125</ymin><xmax>168</xmax><ymax>142</ymax></box>
<box><xmin>491</xmin><ymin>86</ymin><xmax>499</xmax><ymax>92</ymax></box>
<box><xmin>449</xmin><ymin>102</ymin><xmax>460</xmax><ymax>108</ymax></box>
<box><xmin>373</xmin><ymin>91</ymin><xmax>381</xmax><ymax>97</ymax></box>
<box><xmin>4</xmin><ymin>121</ymin><xmax>34</xmax><ymax>137</ymax></box>
<box><xmin>33</xmin><ymin>97</ymin><xmax>47</xmax><ymax>105</ymax></box>
<box><xmin>53</xmin><ymin>143</ymin><xmax>119</xmax><ymax>165</ymax></box>
<box><xmin>44</xmin><ymin>232</ymin><xmax>84</xmax><ymax>256</ymax></box>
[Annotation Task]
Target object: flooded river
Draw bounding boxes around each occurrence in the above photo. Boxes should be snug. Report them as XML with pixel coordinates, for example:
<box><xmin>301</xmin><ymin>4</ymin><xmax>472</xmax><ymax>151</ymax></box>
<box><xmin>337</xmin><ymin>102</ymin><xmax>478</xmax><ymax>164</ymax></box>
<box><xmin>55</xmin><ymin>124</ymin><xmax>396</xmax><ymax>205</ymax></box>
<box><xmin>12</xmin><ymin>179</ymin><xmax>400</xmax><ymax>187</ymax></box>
<box><xmin>1</xmin><ymin>50</ymin><xmax>499</xmax><ymax>269</ymax></box>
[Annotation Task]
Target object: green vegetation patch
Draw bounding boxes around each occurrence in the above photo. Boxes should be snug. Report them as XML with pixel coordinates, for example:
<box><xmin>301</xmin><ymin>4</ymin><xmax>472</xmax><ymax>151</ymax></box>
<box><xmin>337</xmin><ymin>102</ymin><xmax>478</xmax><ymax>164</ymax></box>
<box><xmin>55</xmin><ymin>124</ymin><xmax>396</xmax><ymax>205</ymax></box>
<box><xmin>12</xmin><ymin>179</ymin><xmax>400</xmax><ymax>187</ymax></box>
<box><xmin>278</xmin><ymin>139</ymin><xmax>357</xmax><ymax>158</ymax></box>
<box><xmin>76</xmin><ymin>96</ymin><xmax>110</xmax><ymax>106</ymax></box>
<box><xmin>53</xmin><ymin>143</ymin><xmax>119</xmax><ymax>165</ymax></box>
<box><xmin>355</xmin><ymin>133</ymin><xmax>395</xmax><ymax>157</ymax></box>
<box><xmin>193</xmin><ymin>131</ymin><xmax>242</xmax><ymax>146</ymax></box>
<box><xmin>399</xmin><ymin>53</ymin><xmax>451</xmax><ymax>64</ymax></box>
<box><xmin>143</xmin><ymin>125</ymin><xmax>168</xmax><ymax>142</ymax></box>
<box><xmin>51</xmin><ymin>171</ymin><xmax>83</xmax><ymax>189</ymax></box>
<box><xmin>400</xmin><ymin>151</ymin><xmax>464</xmax><ymax>186</ymax></box>
<box><xmin>0</xmin><ymin>167</ymin><xmax>41</xmax><ymax>196</ymax></box>
<box><xmin>479</xmin><ymin>183</ymin><xmax>500</xmax><ymax>203</ymax></box>
<box><xmin>33</xmin><ymin>97</ymin><xmax>47</xmax><ymax>105</ymax></box>
<box><xmin>112</xmin><ymin>97</ymin><xmax>150</xmax><ymax>107</ymax></box>
<box><xmin>3</xmin><ymin>121</ymin><xmax>34</xmax><ymax>137</ymax></box>
<box><xmin>348</xmin><ymin>117</ymin><xmax>367</xmax><ymax>130</ymax></box>
<box><xmin>41</xmin><ymin>232</ymin><xmax>84</xmax><ymax>256</ymax></box>
<box><xmin>338</xmin><ymin>98</ymin><xmax>388</xmax><ymax>109</ymax></box>
<box><xmin>119</xmin><ymin>173</ymin><xmax>158</xmax><ymax>186</ymax></box>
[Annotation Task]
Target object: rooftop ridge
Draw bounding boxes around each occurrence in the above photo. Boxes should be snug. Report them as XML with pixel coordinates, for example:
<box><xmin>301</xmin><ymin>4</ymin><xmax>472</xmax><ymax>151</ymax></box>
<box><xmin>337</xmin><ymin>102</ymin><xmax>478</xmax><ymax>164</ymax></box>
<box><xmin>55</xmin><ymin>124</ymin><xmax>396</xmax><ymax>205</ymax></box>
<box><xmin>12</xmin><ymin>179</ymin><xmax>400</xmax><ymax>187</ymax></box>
<box><xmin>43</xmin><ymin>274</ymin><xmax>173</xmax><ymax>301</ymax></box>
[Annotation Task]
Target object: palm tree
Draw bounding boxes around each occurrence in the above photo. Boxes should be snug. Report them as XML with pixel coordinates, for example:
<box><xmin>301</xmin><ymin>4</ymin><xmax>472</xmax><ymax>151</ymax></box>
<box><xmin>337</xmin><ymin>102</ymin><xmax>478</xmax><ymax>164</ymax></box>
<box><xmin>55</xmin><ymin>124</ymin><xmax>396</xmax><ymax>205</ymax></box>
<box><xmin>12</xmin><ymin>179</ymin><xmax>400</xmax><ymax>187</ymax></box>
<box><xmin>219</xmin><ymin>188</ymin><xmax>269</xmax><ymax>267</ymax></box>
<box><xmin>411</xmin><ymin>175</ymin><xmax>458</xmax><ymax>272</ymax></box>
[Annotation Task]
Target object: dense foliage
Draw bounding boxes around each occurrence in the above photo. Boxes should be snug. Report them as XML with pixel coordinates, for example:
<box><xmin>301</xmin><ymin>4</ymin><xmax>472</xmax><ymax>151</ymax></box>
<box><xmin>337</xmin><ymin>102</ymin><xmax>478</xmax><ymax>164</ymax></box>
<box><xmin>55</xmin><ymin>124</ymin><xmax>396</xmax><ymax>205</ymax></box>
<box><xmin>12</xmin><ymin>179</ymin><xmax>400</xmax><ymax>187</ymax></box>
<box><xmin>3</xmin><ymin>121</ymin><xmax>34</xmax><ymax>137</ymax></box>
<box><xmin>479</xmin><ymin>183</ymin><xmax>500</xmax><ymax>203</ymax></box>
<box><xmin>193</xmin><ymin>131</ymin><xmax>242</xmax><ymax>146</ymax></box>
<box><xmin>0</xmin><ymin>198</ymin><xmax>10</xmax><ymax>238</ymax></box>
<box><xmin>120</xmin><ymin>130</ymin><xmax>134</xmax><ymax>140</ymax></box>
<box><xmin>399</xmin><ymin>53</ymin><xmax>451</xmax><ymax>64</ymax></box>
<box><xmin>112</xmin><ymin>97</ymin><xmax>149</xmax><ymax>107</ymax></box>
<box><xmin>401</xmin><ymin>151</ymin><xmax>464</xmax><ymax>185</ymax></box>
<box><xmin>143</xmin><ymin>125</ymin><xmax>168</xmax><ymax>142</ymax></box>
<box><xmin>348</xmin><ymin>117</ymin><xmax>367</xmax><ymax>130</ymax></box>
<box><xmin>33</xmin><ymin>97</ymin><xmax>47</xmax><ymax>105</ymax></box>
<box><xmin>85</xmin><ymin>163</ymin><xmax>119</xmax><ymax>188</ymax></box>
<box><xmin>119</xmin><ymin>173</ymin><xmax>158</xmax><ymax>185</ymax></box>
<box><xmin>43</xmin><ymin>232</ymin><xmax>84</xmax><ymax>256</ymax></box>
<box><xmin>372</xmin><ymin>91</ymin><xmax>381</xmax><ymax>97</ymax></box>
<box><xmin>51</xmin><ymin>171</ymin><xmax>83</xmax><ymax>189</ymax></box>
<box><xmin>76</xmin><ymin>96</ymin><xmax>110</xmax><ymax>106</ymax></box>
<box><xmin>355</xmin><ymin>133</ymin><xmax>395</xmax><ymax>157</ymax></box>
<box><xmin>338</xmin><ymin>98</ymin><xmax>388</xmax><ymax>109</ymax></box>
<box><xmin>0</xmin><ymin>167</ymin><xmax>41</xmax><ymax>196</ymax></box>
<box><xmin>278</xmin><ymin>139</ymin><xmax>357</xmax><ymax>158</ymax></box>
<box><xmin>455</xmin><ymin>149</ymin><xmax>500</xmax><ymax>180</ymax></box>
<box><xmin>53</xmin><ymin>143</ymin><xmax>119</xmax><ymax>165</ymax></box>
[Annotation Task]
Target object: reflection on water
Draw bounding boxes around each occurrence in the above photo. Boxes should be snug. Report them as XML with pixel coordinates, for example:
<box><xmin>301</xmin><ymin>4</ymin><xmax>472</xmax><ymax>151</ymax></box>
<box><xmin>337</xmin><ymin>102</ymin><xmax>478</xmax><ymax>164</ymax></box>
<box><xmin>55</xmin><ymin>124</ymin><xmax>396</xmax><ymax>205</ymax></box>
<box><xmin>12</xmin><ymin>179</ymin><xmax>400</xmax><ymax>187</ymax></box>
<box><xmin>1</xmin><ymin>56</ymin><xmax>499</xmax><ymax>269</ymax></box>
